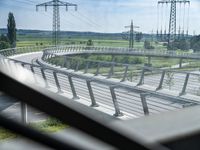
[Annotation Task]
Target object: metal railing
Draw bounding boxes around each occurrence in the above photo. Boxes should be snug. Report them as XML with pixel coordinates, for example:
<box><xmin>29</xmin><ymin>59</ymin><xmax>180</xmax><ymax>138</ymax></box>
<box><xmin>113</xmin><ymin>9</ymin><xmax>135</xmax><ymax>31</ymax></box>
<box><xmin>42</xmin><ymin>45</ymin><xmax>200</xmax><ymax>60</ymax></box>
<box><xmin>1</xmin><ymin>56</ymin><xmax>167</xmax><ymax>150</ymax></box>
<box><xmin>0</xmin><ymin>46</ymin><xmax>200</xmax><ymax>149</ymax></box>
<box><xmin>0</xmin><ymin>45</ymin><xmax>53</xmax><ymax>57</ymax></box>
<box><xmin>43</xmin><ymin>50</ymin><xmax>200</xmax><ymax>100</ymax></box>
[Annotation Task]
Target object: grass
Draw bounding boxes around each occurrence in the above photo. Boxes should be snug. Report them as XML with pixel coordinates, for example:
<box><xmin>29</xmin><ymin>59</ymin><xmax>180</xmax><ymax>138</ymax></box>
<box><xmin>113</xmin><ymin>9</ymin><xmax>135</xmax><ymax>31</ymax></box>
<box><xmin>16</xmin><ymin>36</ymin><xmax>167</xmax><ymax>50</ymax></box>
<box><xmin>0</xmin><ymin>128</ymin><xmax>17</xmax><ymax>141</ymax></box>
<box><xmin>0</xmin><ymin>118</ymin><xmax>68</xmax><ymax>141</ymax></box>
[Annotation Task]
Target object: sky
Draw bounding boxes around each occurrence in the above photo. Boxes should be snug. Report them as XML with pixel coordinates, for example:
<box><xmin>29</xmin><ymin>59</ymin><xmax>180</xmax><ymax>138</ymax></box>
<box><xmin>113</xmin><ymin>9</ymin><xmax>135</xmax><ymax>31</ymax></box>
<box><xmin>0</xmin><ymin>0</ymin><xmax>200</xmax><ymax>34</ymax></box>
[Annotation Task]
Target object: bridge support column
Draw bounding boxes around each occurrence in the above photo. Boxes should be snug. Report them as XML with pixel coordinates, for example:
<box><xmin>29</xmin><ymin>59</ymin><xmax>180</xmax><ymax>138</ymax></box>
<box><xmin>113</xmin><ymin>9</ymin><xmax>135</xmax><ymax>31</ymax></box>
<box><xmin>21</xmin><ymin>102</ymin><xmax>27</xmax><ymax>124</ymax></box>
<box><xmin>63</xmin><ymin>56</ymin><xmax>67</xmax><ymax>68</ymax></box>
<box><xmin>75</xmin><ymin>61</ymin><xmax>80</xmax><ymax>72</ymax></box>
<box><xmin>148</xmin><ymin>56</ymin><xmax>151</xmax><ymax>66</ymax></box>
<box><xmin>110</xmin><ymin>86</ymin><xmax>123</xmax><ymax>117</ymax></box>
<box><xmin>84</xmin><ymin>62</ymin><xmax>89</xmax><ymax>74</ymax></box>
<box><xmin>179</xmin><ymin>58</ymin><xmax>183</xmax><ymax>68</ymax></box>
<box><xmin>107</xmin><ymin>63</ymin><xmax>114</xmax><ymax>78</ymax></box>
<box><xmin>86</xmin><ymin>80</ymin><xmax>99</xmax><ymax>107</ymax></box>
<box><xmin>95</xmin><ymin>63</ymin><xmax>101</xmax><ymax>76</ymax></box>
<box><xmin>111</xmin><ymin>55</ymin><xmax>115</xmax><ymax>62</ymax></box>
<box><xmin>66</xmin><ymin>58</ymin><xmax>71</xmax><ymax>69</ymax></box>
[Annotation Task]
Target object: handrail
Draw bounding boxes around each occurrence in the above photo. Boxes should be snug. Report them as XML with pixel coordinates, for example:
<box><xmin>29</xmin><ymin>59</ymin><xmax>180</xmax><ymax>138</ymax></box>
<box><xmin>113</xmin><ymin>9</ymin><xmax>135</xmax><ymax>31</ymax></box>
<box><xmin>41</xmin><ymin>45</ymin><xmax>200</xmax><ymax>60</ymax></box>
<box><xmin>0</xmin><ymin>56</ymin><xmax>165</xmax><ymax>150</ymax></box>
<box><xmin>0</xmin><ymin>45</ymin><xmax>200</xmax><ymax>149</ymax></box>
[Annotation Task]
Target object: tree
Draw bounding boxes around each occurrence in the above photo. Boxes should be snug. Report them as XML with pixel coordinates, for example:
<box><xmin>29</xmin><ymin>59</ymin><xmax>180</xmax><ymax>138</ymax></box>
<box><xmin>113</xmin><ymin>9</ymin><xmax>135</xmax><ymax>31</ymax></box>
<box><xmin>86</xmin><ymin>39</ymin><xmax>93</xmax><ymax>46</ymax></box>
<box><xmin>7</xmin><ymin>12</ymin><xmax>16</xmax><ymax>48</ymax></box>
<box><xmin>135</xmin><ymin>32</ymin><xmax>143</xmax><ymax>42</ymax></box>
<box><xmin>190</xmin><ymin>35</ymin><xmax>200</xmax><ymax>52</ymax></box>
<box><xmin>0</xmin><ymin>41</ymin><xmax>10</xmax><ymax>50</ymax></box>
<box><xmin>144</xmin><ymin>40</ymin><xmax>154</xmax><ymax>49</ymax></box>
<box><xmin>0</xmin><ymin>34</ymin><xmax>10</xmax><ymax>50</ymax></box>
<box><xmin>0</xmin><ymin>34</ymin><xmax>9</xmax><ymax>42</ymax></box>
<box><xmin>168</xmin><ymin>39</ymin><xmax>190</xmax><ymax>50</ymax></box>
<box><xmin>192</xmin><ymin>41</ymin><xmax>200</xmax><ymax>52</ymax></box>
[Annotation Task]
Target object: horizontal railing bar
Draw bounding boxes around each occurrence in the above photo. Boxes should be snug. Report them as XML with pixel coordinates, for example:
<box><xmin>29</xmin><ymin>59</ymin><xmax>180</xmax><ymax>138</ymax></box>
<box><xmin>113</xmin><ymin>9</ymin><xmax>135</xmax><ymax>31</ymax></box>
<box><xmin>12</xmin><ymin>58</ymin><xmax>198</xmax><ymax>105</ymax></box>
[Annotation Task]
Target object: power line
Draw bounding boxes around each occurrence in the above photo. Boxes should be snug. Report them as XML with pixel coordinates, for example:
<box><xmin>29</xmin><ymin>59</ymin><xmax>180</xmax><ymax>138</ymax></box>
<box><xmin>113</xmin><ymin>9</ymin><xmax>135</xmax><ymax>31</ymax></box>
<box><xmin>77</xmin><ymin>11</ymin><xmax>102</xmax><ymax>28</ymax></box>
<box><xmin>68</xmin><ymin>11</ymin><xmax>102</xmax><ymax>30</ymax></box>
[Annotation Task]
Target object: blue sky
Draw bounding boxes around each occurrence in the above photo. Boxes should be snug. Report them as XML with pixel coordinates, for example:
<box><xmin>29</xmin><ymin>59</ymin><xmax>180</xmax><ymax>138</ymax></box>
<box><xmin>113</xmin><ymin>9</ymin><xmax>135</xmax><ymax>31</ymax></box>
<box><xmin>0</xmin><ymin>0</ymin><xmax>200</xmax><ymax>34</ymax></box>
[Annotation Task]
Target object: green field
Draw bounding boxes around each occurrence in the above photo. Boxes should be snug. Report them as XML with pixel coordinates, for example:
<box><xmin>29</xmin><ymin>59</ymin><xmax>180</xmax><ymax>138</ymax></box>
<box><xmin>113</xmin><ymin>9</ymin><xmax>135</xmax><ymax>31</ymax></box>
<box><xmin>16</xmin><ymin>35</ymin><xmax>167</xmax><ymax>50</ymax></box>
<box><xmin>0</xmin><ymin>118</ymin><xmax>67</xmax><ymax>141</ymax></box>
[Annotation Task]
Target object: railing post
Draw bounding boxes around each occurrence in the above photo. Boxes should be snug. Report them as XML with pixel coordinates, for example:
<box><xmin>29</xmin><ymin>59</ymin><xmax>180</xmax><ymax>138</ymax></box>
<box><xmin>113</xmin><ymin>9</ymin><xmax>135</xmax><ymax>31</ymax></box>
<box><xmin>21</xmin><ymin>102</ymin><xmax>27</xmax><ymax>124</ymax></box>
<box><xmin>68</xmin><ymin>76</ymin><xmax>79</xmax><ymax>100</ymax></box>
<box><xmin>84</xmin><ymin>62</ymin><xmax>89</xmax><ymax>74</ymax></box>
<box><xmin>156</xmin><ymin>71</ymin><xmax>166</xmax><ymax>90</ymax></box>
<box><xmin>180</xmin><ymin>73</ymin><xmax>190</xmax><ymax>96</ymax></box>
<box><xmin>41</xmin><ymin>68</ymin><xmax>49</xmax><ymax>88</ymax></box>
<box><xmin>140</xmin><ymin>93</ymin><xmax>149</xmax><ymax>115</ymax></box>
<box><xmin>53</xmin><ymin>72</ymin><xmax>62</xmax><ymax>93</ymax></box>
<box><xmin>95</xmin><ymin>63</ymin><xmax>101</xmax><ymax>76</ymax></box>
<box><xmin>109</xmin><ymin>86</ymin><xmax>123</xmax><ymax>117</ymax></box>
<box><xmin>107</xmin><ymin>63</ymin><xmax>115</xmax><ymax>78</ymax></box>
<box><xmin>121</xmin><ymin>65</ymin><xmax>128</xmax><ymax>82</ymax></box>
<box><xmin>137</xmin><ymin>68</ymin><xmax>145</xmax><ymax>86</ymax></box>
<box><xmin>86</xmin><ymin>80</ymin><xmax>99</xmax><ymax>107</ymax></box>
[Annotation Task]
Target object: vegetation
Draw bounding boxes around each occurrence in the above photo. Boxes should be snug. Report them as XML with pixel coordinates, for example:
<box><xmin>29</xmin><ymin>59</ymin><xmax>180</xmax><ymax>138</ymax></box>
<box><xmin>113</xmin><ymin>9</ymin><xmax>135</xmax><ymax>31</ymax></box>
<box><xmin>168</xmin><ymin>39</ymin><xmax>190</xmax><ymax>50</ymax></box>
<box><xmin>86</xmin><ymin>39</ymin><xmax>93</xmax><ymax>46</ymax></box>
<box><xmin>0</xmin><ymin>41</ymin><xmax>10</xmax><ymax>50</ymax></box>
<box><xmin>135</xmin><ymin>32</ymin><xmax>143</xmax><ymax>42</ymax></box>
<box><xmin>144</xmin><ymin>40</ymin><xmax>155</xmax><ymax>49</ymax></box>
<box><xmin>0</xmin><ymin>34</ymin><xmax>10</xmax><ymax>50</ymax></box>
<box><xmin>0</xmin><ymin>128</ymin><xmax>17</xmax><ymax>141</ymax></box>
<box><xmin>7</xmin><ymin>12</ymin><xmax>17</xmax><ymax>48</ymax></box>
<box><xmin>0</xmin><ymin>118</ymin><xmax>67</xmax><ymax>141</ymax></box>
<box><xmin>30</xmin><ymin>117</ymin><xmax>67</xmax><ymax>133</ymax></box>
<box><xmin>190</xmin><ymin>35</ymin><xmax>200</xmax><ymax>52</ymax></box>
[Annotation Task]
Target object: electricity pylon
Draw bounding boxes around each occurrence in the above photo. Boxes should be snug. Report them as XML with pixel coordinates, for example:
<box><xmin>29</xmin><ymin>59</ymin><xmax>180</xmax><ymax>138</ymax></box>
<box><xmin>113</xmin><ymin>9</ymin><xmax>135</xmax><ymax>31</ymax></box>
<box><xmin>125</xmin><ymin>20</ymin><xmax>139</xmax><ymax>48</ymax></box>
<box><xmin>158</xmin><ymin>0</ymin><xmax>190</xmax><ymax>49</ymax></box>
<box><xmin>36</xmin><ymin>0</ymin><xmax>77</xmax><ymax>46</ymax></box>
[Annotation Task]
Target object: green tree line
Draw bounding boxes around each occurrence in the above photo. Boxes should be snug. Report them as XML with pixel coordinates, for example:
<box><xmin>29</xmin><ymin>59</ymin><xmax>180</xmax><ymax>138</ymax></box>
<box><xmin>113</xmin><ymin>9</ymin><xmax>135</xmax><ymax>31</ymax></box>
<box><xmin>0</xmin><ymin>12</ymin><xmax>16</xmax><ymax>50</ymax></box>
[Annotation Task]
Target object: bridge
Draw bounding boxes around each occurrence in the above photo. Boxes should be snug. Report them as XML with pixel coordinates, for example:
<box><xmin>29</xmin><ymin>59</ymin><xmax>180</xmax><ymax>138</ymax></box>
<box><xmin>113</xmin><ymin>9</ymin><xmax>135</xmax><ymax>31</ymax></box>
<box><xmin>42</xmin><ymin>45</ymin><xmax>200</xmax><ymax>68</ymax></box>
<box><xmin>1</xmin><ymin>45</ymin><xmax>200</xmax><ymax>149</ymax></box>
<box><xmin>0</xmin><ymin>46</ymin><xmax>200</xmax><ymax>120</ymax></box>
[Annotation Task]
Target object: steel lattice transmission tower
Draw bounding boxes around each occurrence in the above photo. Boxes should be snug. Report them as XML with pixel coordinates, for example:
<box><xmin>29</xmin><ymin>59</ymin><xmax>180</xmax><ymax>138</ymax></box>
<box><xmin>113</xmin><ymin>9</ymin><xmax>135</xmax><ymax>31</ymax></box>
<box><xmin>125</xmin><ymin>20</ymin><xmax>139</xmax><ymax>48</ymax></box>
<box><xmin>158</xmin><ymin>0</ymin><xmax>190</xmax><ymax>49</ymax></box>
<box><xmin>36</xmin><ymin>0</ymin><xmax>77</xmax><ymax>46</ymax></box>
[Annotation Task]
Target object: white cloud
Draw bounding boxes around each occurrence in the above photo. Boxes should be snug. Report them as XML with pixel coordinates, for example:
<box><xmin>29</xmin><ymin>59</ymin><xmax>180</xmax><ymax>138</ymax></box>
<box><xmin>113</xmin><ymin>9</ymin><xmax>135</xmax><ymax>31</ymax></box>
<box><xmin>0</xmin><ymin>0</ymin><xmax>200</xmax><ymax>34</ymax></box>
